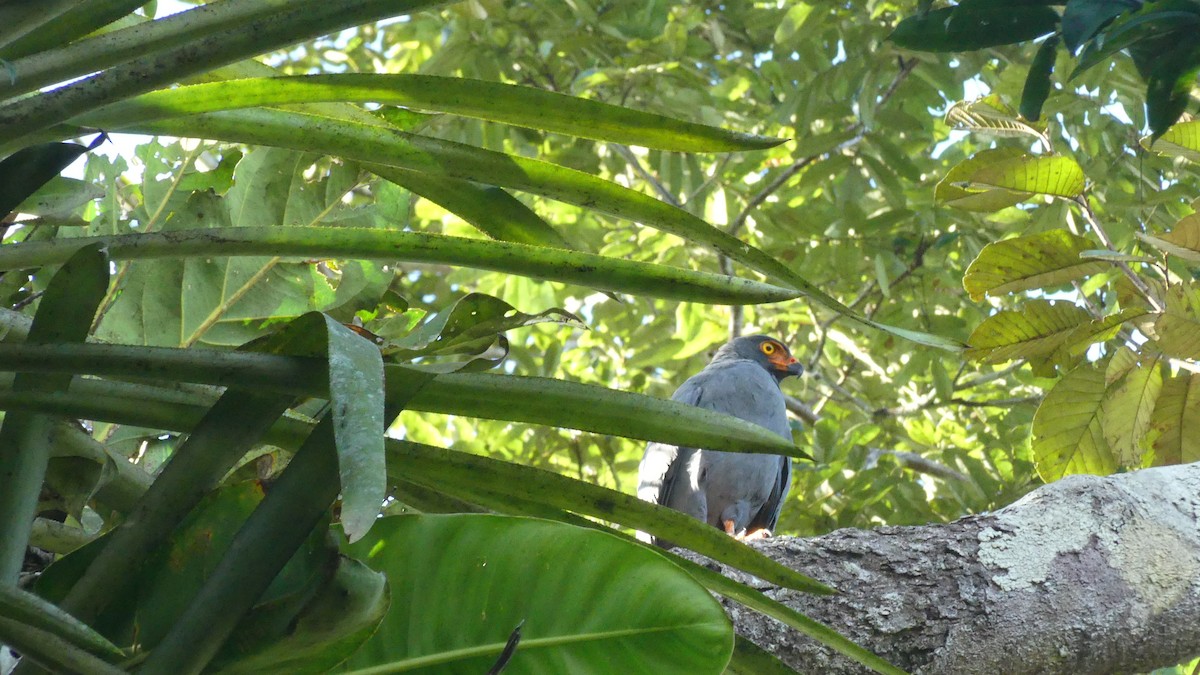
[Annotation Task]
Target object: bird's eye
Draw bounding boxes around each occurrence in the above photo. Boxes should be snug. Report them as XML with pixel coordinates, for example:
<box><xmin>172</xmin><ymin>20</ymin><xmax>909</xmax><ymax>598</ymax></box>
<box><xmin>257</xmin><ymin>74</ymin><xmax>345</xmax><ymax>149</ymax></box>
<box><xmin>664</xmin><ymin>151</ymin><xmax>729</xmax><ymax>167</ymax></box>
<box><xmin>761</xmin><ymin>342</ymin><xmax>776</xmax><ymax>355</ymax></box>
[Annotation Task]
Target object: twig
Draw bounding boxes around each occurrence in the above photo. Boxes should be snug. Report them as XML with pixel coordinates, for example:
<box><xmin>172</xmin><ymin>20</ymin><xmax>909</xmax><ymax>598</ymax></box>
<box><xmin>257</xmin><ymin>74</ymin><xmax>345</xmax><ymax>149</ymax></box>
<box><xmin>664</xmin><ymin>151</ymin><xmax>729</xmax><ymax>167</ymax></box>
<box><xmin>609</xmin><ymin>143</ymin><xmax>679</xmax><ymax>207</ymax></box>
<box><xmin>1074</xmin><ymin>194</ymin><xmax>1163</xmax><ymax>312</ymax></box>
<box><xmin>865</xmin><ymin>448</ymin><xmax>970</xmax><ymax>482</ymax></box>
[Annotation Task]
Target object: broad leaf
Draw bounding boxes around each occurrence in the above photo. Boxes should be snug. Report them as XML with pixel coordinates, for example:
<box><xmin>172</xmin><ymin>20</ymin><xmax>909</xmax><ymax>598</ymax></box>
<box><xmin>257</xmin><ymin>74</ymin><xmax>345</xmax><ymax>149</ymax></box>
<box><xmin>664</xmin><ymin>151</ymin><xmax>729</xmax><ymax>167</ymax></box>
<box><xmin>963</xmin><ymin>230</ymin><xmax>1106</xmax><ymax>301</ymax></box>
<box><xmin>1137</xmin><ymin>213</ymin><xmax>1200</xmax><ymax>262</ymax></box>
<box><xmin>1145</xmin><ymin>119</ymin><xmax>1200</xmax><ymax>162</ymax></box>
<box><xmin>0</xmin><ymin>137</ymin><xmax>103</xmax><ymax>221</ymax></box>
<box><xmin>1062</xmin><ymin>0</ymin><xmax>1141</xmax><ymax>52</ymax></box>
<box><xmin>340</xmin><ymin>514</ymin><xmax>734</xmax><ymax>674</ymax></box>
<box><xmin>1100</xmin><ymin>360</ymin><xmax>1162</xmax><ymax>466</ymax></box>
<box><xmin>965</xmin><ymin>299</ymin><xmax>1091</xmax><ymax>365</ymax></box>
<box><xmin>1031</xmin><ymin>362</ymin><xmax>1117</xmax><ymax>481</ymax></box>
<box><xmin>945</xmin><ymin>97</ymin><xmax>1047</xmax><ymax>141</ymax></box>
<box><xmin>1150</xmin><ymin>374</ymin><xmax>1200</xmax><ymax>465</ymax></box>
<box><xmin>1140</xmin><ymin>280</ymin><xmax>1200</xmax><ymax>360</ymax></box>
<box><xmin>935</xmin><ymin>147</ymin><xmax>1032</xmax><ymax>212</ymax></box>
<box><xmin>889</xmin><ymin>3</ymin><xmax>1059</xmax><ymax>52</ymax></box>
<box><xmin>970</xmin><ymin>155</ymin><xmax>1085</xmax><ymax>198</ymax></box>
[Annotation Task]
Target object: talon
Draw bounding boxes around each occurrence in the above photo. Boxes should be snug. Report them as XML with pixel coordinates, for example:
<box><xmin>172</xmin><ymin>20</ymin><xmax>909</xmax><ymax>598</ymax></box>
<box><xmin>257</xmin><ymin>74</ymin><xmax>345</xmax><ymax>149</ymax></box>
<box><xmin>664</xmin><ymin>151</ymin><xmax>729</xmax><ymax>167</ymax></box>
<box><xmin>741</xmin><ymin>528</ymin><xmax>772</xmax><ymax>541</ymax></box>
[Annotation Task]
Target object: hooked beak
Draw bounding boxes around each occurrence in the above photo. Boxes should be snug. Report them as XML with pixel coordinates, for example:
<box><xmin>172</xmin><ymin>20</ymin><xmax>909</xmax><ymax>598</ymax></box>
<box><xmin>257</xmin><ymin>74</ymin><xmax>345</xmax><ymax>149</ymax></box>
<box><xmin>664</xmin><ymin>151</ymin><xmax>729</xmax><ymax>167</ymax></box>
<box><xmin>769</xmin><ymin>353</ymin><xmax>804</xmax><ymax>379</ymax></box>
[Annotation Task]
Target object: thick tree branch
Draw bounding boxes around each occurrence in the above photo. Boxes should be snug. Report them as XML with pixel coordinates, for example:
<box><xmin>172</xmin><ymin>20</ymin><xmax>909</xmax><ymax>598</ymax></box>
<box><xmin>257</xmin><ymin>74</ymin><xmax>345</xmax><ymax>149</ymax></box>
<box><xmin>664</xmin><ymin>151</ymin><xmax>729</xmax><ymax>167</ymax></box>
<box><xmin>683</xmin><ymin>463</ymin><xmax>1200</xmax><ymax>674</ymax></box>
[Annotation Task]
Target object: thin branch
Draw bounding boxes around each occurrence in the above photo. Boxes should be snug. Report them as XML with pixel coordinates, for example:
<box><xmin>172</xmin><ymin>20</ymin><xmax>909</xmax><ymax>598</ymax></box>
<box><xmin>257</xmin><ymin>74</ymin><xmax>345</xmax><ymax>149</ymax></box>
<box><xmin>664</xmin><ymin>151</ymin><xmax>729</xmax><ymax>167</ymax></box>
<box><xmin>1074</xmin><ymin>194</ymin><xmax>1164</xmax><ymax>312</ymax></box>
<box><xmin>609</xmin><ymin>143</ymin><xmax>680</xmax><ymax>207</ymax></box>
<box><xmin>864</xmin><ymin>448</ymin><xmax>970</xmax><ymax>482</ymax></box>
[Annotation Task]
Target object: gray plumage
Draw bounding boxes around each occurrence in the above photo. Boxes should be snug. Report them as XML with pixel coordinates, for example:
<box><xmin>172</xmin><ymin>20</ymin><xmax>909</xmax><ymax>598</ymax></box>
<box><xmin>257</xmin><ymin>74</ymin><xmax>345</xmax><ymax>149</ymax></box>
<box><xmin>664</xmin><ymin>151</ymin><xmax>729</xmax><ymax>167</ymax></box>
<box><xmin>637</xmin><ymin>335</ymin><xmax>802</xmax><ymax>547</ymax></box>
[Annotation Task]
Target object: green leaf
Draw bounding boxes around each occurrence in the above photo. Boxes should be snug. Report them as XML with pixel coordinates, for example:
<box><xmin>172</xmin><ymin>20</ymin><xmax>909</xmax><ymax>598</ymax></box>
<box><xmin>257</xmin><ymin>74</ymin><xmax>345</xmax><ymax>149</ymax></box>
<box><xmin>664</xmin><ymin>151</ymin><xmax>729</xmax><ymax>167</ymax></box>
<box><xmin>1061</xmin><ymin>0</ymin><xmax>1140</xmax><ymax>52</ymax></box>
<box><xmin>253</xmin><ymin>312</ymin><xmax>386</xmax><ymax>543</ymax></box>
<box><xmin>341</xmin><ymin>514</ymin><xmax>734</xmax><ymax>675</ymax></box>
<box><xmin>1069</xmin><ymin>1</ymin><xmax>1200</xmax><ymax>79</ymax></box>
<box><xmin>1145</xmin><ymin>119</ymin><xmax>1200</xmax><ymax>162</ymax></box>
<box><xmin>211</xmin><ymin>555</ymin><xmax>389</xmax><ymax>674</ymax></box>
<box><xmin>970</xmin><ymin>155</ymin><xmax>1086</xmax><ymax>198</ymax></box>
<box><xmin>0</xmin><ymin>243</ymin><xmax>108</xmax><ymax>584</ymax></box>
<box><xmin>1145</xmin><ymin>40</ymin><xmax>1200</xmax><ymax>140</ymax></box>
<box><xmin>0</xmin><ymin>226</ymin><xmax>803</xmax><ymax>306</ymax></box>
<box><xmin>0</xmin><ymin>137</ymin><xmax>101</xmax><ymax>221</ymax></box>
<box><xmin>889</xmin><ymin>3</ymin><xmax>1059</xmax><ymax>52</ymax></box>
<box><xmin>387</xmin><ymin>443</ymin><xmax>831</xmax><ymax>595</ymax></box>
<box><xmin>774</xmin><ymin>3</ymin><xmax>815</xmax><ymax>46</ymax></box>
<box><xmin>0</xmin><ymin>615</ymin><xmax>125</xmax><ymax>675</ymax></box>
<box><xmin>1149</xmin><ymin>373</ymin><xmax>1200</xmax><ymax>465</ymax></box>
<box><xmin>0</xmin><ymin>585</ymin><xmax>124</xmax><ymax>663</ymax></box>
<box><xmin>963</xmin><ymin>230</ymin><xmax>1106</xmax><ymax>301</ymax></box>
<box><xmin>1031</xmin><ymin>362</ymin><xmax>1117</xmax><ymax>481</ymax></box>
<box><xmin>1020</xmin><ymin>36</ymin><xmax>1060</xmax><ymax>122</ymax></box>
<box><xmin>371</xmin><ymin>166</ymin><xmax>574</xmax><ymax>249</ymax></box>
<box><xmin>1100</xmin><ymin>360</ymin><xmax>1162</xmax><ymax>466</ymax></box>
<box><xmin>84</xmin><ymin>74</ymin><xmax>784</xmax><ymax>153</ymax></box>
<box><xmin>935</xmin><ymin>147</ymin><xmax>1033</xmax><ymax>212</ymax></box>
<box><xmin>965</xmin><ymin>299</ymin><xmax>1091</xmax><ymax>364</ymax></box>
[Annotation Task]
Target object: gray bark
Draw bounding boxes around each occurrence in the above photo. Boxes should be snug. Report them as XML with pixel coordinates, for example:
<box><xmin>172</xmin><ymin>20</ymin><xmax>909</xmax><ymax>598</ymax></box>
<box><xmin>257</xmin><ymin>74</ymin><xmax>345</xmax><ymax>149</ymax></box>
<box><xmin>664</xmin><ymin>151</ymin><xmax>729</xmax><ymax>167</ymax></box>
<box><xmin>683</xmin><ymin>463</ymin><xmax>1200</xmax><ymax>674</ymax></box>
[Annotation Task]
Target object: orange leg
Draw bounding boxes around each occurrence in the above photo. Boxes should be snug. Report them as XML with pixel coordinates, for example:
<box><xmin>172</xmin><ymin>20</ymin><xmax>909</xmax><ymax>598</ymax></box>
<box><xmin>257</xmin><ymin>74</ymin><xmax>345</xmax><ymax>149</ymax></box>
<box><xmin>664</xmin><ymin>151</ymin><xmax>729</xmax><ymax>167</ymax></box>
<box><xmin>723</xmin><ymin>519</ymin><xmax>737</xmax><ymax>536</ymax></box>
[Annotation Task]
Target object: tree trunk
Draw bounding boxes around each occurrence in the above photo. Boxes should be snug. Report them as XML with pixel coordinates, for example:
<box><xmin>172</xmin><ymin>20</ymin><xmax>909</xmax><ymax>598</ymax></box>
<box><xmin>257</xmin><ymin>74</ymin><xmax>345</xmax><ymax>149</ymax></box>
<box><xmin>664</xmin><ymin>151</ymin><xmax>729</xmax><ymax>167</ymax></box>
<box><xmin>683</xmin><ymin>463</ymin><xmax>1200</xmax><ymax>674</ymax></box>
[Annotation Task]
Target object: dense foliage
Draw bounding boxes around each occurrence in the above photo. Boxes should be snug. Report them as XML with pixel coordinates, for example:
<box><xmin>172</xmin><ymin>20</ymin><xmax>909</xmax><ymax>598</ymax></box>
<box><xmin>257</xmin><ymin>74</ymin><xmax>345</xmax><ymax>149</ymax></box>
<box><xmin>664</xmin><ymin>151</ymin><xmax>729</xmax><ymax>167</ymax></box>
<box><xmin>0</xmin><ymin>0</ymin><xmax>1198</xmax><ymax>673</ymax></box>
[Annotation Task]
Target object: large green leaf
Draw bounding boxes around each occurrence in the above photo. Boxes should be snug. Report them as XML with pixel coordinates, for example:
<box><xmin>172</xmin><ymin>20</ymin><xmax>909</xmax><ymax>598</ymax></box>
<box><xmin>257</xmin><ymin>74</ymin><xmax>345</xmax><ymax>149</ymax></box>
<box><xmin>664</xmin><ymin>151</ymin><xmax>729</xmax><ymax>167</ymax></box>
<box><xmin>963</xmin><ymin>230</ymin><xmax>1107</xmax><ymax>301</ymax></box>
<box><xmin>1020</xmin><ymin>35</ymin><xmax>1059</xmax><ymax>122</ymax></box>
<box><xmin>889</xmin><ymin>2</ymin><xmax>1059</xmax><ymax>52</ymax></box>
<box><xmin>340</xmin><ymin>514</ymin><xmax>734</xmax><ymax>675</ymax></box>
<box><xmin>83</xmin><ymin>74</ymin><xmax>784</xmax><ymax>152</ymax></box>
<box><xmin>1031</xmin><ymin>362</ymin><xmax>1117</xmax><ymax>481</ymax></box>
<box><xmin>213</xmin><ymin>555</ymin><xmax>389</xmax><ymax>675</ymax></box>
<box><xmin>0</xmin><ymin>226</ymin><xmax>802</xmax><ymax>307</ymax></box>
<box><xmin>0</xmin><ymin>137</ymin><xmax>102</xmax><ymax>221</ymax></box>
<box><xmin>1069</xmin><ymin>1</ymin><xmax>1200</xmax><ymax>80</ymax></box>
<box><xmin>1061</xmin><ymin>0</ymin><xmax>1141</xmax><ymax>52</ymax></box>
<box><xmin>95</xmin><ymin>148</ymin><xmax>381</xmax><ymax>347</ymax></box>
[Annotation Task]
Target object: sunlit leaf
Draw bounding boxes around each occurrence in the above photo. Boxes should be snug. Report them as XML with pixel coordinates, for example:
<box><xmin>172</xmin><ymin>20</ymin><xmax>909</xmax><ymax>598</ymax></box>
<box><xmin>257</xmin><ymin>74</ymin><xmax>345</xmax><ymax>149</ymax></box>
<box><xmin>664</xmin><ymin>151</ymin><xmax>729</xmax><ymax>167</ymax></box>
<box><xmin>1145</xmin><ymin>119</ymin><xmax>1200</xmax><ymax>162</ymax></box>
<box><xmin>1150</xmin><ymin>373</ymin><xmax>1200</xmax><ymax>465</ymax></box>
<box><xmin>1140</xmin><ymin>280</ymin><xmax>1200</xmax><ymax>360</ymax></box>
<box><xmin>963</xmin><ymin>230</ymin><xmax>1106</xmax><ymax>301</ymax></box>
<box><xmin>935</xmin><ymin>147</ymin><xmax>1032</xmax><ymax>212</ymax></box>
<box><xmin>1032</xmin><ymin>362</ymin><xmax>1117</xmax><ymax>481</ymax></box>
<box><xmin>340</xmin><ymin>514</ymin><xmax>734</xmax><ymax>674</ymax></box>
<box><xmin>965</xmin><ymin>299</ymin><xmax>1091</xmax><ymax>364</ymax></box>
<box><xmin>970</xmin><ymin>155</ymin><xmax>1085</xmax><ymax>198</ymax></box>
<box><xmin>1100</xmin><ymin>359</ymin><xmax>1162</xmax><ymax>466</ymax></box>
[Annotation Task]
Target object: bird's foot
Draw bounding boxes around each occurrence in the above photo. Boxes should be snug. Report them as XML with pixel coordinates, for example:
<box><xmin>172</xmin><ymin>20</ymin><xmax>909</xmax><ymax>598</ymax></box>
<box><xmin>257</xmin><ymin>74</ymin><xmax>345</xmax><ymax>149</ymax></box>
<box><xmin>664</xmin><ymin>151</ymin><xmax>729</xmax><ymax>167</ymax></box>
<box><xmin>723</xmin><ymin>519</ymin><xmax>737</xmax><ymax>536</ymax></box>
<box><xmin>737</xmin><ymin>528</ymin><xmax>772</xmax><ymax>542</ymax></box>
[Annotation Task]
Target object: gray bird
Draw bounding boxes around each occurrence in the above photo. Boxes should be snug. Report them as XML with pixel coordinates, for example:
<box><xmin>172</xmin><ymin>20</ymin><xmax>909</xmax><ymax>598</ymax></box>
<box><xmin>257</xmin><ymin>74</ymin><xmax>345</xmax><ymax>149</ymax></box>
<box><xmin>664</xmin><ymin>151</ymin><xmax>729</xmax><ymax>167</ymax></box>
<box><xmin>637</xmin><ymin>335</ymin><xmax>803</xmax><ymax>547</ymax></box>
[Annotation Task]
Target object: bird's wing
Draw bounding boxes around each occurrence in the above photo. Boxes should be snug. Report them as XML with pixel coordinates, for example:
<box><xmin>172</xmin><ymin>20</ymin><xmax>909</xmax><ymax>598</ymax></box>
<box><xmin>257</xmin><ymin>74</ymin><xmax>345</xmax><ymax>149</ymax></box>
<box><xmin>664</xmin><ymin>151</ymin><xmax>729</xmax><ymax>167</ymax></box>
<box><xmin>748</xmin><ymin>453</ymin><xmax>792</xmax><ymax>532</ymax></box>
<box><xmin>636</xmin><ymin>378</ymin><xmax>705</xmax><ymax>507</ymax></box>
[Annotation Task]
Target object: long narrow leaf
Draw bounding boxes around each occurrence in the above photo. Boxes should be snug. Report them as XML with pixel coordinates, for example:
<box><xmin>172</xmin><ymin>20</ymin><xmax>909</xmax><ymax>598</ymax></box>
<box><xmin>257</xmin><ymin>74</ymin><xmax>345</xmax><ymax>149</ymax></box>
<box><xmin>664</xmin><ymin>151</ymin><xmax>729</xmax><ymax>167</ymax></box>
<box><xmin>0</xmin><ymin>244</ymin><xmax>107</xmax><ymax>584</ymax></box>
<box><xmin>0</xmin><ymin>226</ymin><xmax>801</xmax><ymax>305</ymax></box>
<box><xmin>84</xmin><ymin>74</ymin><xmax>783</xmax><ymax>152</ymax></box>
<box><xmin>0</xmin><ymin>616</ymin><xmax>125</xmax><ymax>675</ymax></box>
<box><xmin>0</xmin><ymin>344</ymin><xmax>808</xmax><ymax>458</ymax></box>
<box><xmin>0</xmin><ymin>585</ymin><xmax>124</xmax><ymax>663</ymax></box>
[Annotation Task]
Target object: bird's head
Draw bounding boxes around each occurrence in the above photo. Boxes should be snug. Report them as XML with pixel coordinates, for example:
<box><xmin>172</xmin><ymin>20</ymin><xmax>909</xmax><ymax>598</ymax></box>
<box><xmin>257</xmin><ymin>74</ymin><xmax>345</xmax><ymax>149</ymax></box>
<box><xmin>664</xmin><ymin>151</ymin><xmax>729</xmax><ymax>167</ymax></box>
<box><xmin>716</xmin><ymin>335</ymin><xmax>804</xmax><ymax>383</ymax></box>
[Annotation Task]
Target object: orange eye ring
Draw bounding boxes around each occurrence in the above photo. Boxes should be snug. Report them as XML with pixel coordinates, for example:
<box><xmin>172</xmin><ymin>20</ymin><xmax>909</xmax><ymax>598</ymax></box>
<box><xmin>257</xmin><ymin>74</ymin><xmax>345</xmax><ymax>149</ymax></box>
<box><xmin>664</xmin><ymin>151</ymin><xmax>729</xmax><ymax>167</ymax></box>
<box><xmin>761</xmin><ymin>342</ymin><xmax>776</xmax><ymax>355</ymax></box>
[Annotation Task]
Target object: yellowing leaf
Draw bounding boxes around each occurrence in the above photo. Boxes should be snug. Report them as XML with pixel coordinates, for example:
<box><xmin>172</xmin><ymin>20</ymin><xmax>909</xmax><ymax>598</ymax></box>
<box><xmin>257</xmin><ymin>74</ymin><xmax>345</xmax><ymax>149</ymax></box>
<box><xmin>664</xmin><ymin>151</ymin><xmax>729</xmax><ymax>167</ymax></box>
<box><xmin>1100</xmin><ymin>360</ymin><xmax>1162</xmax><ymax>467</ymax></box>
<box><xmin>1150</xmin><ymin>374</ymin><xmax>1200</xmax><ymax>465</ymax></box>
<box><xmin>1032</xmin><ymin>362</ymin><xmax>1117</xmax><ymax>482</ymax></box>
<box><xmin>935</xmin><ymin>147</ymin><xmax>1031</xmax><ymax>212</ymax></box>
<box><xmin>971</xmin><ymin>155</ymin><xmax>1086</xmax><ymax>198</ymax></box>
<box><xmin>1136</xmin><ymin>213</ymin><xmax>1200</xmax><ymax>262</ymax></box>
<box><xmin>1141</xmin><ymin>280</ymin><xmax>1200</xmax><ymax>360</ymax></box>
<box><xmin>1146</xmin><ymin>119</ymin><xmax>1200</xmax><ymax>162</ymax></box>
<box><xmin>945</xmin><ymin>97</ymin><xmax>1047</xmax><ymax>141</ymax></box>
<box><xmin>966</xmin><ymin>299</ymin><xmax>1091</xmax><ymax>364</ymax></box>
<box><xmin>963</xmin><ymin>230</ymin><xmax>1107</xmax><ymax>301</ymax></box>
